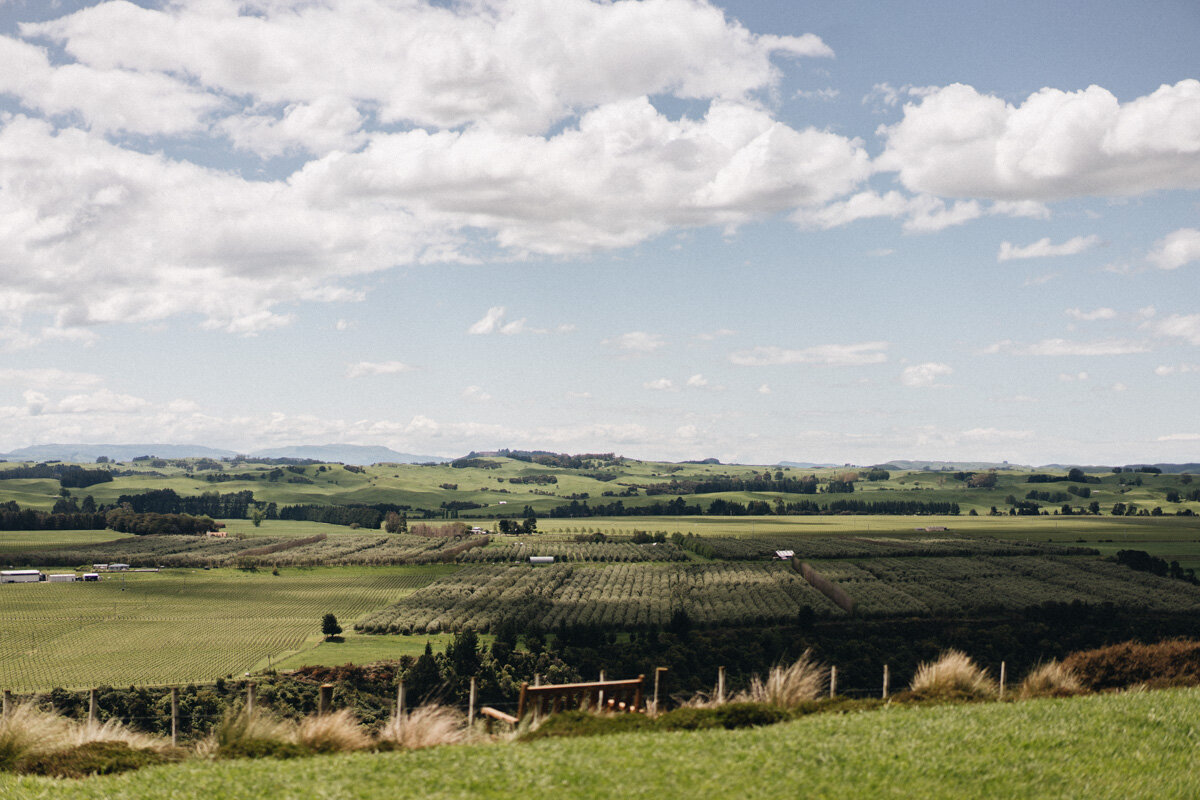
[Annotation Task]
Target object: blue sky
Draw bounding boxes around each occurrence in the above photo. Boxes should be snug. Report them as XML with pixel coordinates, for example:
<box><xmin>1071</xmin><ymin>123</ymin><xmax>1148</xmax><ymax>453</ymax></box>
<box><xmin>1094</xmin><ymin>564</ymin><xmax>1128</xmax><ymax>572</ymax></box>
<box><xmin>0</xmin><ymin>0</ymin><xmax>1197</xmax><ymax>465</ymax></box>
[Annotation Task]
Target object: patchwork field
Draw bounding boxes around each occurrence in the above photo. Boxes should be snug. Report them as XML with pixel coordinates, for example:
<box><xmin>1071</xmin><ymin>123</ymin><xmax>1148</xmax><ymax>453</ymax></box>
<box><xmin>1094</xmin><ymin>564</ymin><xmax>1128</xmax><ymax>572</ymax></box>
<box><xmin>0</xmin><ymin>566</ymin><xmax>451</xmax><ymax>691</ymax></box>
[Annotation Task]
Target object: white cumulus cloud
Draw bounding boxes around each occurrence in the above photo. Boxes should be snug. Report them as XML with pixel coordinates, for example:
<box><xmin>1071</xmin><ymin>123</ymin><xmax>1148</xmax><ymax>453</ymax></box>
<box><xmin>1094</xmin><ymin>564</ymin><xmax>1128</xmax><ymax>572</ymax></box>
<box><xmin>900</xmin><ymin>362</ymin><xmax>953</xmax><ymax>387</ymax></box>
<box><xmin>345</xmin><ymin>361</ymin><xmax>412</xmax><ymax>378</ymax></box>
<box><xmin>729</xmin><ymin>342</ymin><xmax>889</xmax><ymax>367</ymax></box>
<box><xmin>1147</xmin><ymin>228</ymin><xmax>1200</xmax><ymax>270</ymax></box>
<box><xmin>998</xmin><ymin>235</ymin><xmax>1100</xmax><ymax>262</ymax></box>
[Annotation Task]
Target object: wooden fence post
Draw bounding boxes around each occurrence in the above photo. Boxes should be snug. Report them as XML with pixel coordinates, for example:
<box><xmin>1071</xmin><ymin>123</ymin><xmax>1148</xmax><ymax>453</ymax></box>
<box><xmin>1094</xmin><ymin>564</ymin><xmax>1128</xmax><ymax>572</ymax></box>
<box><xmin>171</xmin><ymin>688</ymin><xmax>179</xmax><ymax>747</ymax></box>
<box><xmin>829</xmin><ymin>666</ymin><xmax>837</xmax><ymax>699</ymax></box>
<box><xmin>247</xmin><ymin>682</ymin><xmax>256</xmax><ymax>714</ymax></box>
<box><xmin>397</xmin><ymin>680</ymin><xmax>406</xmax><ymax>716</ymax></box>
<box><xmin>2</xmin><ymin>689</ymin><xmax>10</xmax><ymax>718</ymax></box>
<box><xmin>89</xmin><ymin>688</ymin><xmax>97</xmax><ymax>725</ymax></box>
<box><xmin>882</xmin><ymin>664</ymin><xmax>889</xmax><ymax>699</ymax></box>
<box><xmin>653</xmin><ymin>667</ymin><xmax>667</xmax><ymax>715</ymax></box>
<box><xmin>717</xmin><ymin>666</ymin><xmax>726</xmax><ymax>704</ymax></box>
<box><xmin>999</xmin><ymin>662</ymin><xmax>1007</xmax><ymax>699</ymax></box>
<box><xmin>468</xmin><ymin>677</ymin><xmax>477</xmax><ymax>726</ymax></box>
<box><xmin>598</xmin><ymin>670</ymin><xmax>605</xmax><ymax>710</ymax></box>
<box><xmin>318</xmin><ymin>684</ymin><xmax>333</xmax><ymax>715</ymax></box>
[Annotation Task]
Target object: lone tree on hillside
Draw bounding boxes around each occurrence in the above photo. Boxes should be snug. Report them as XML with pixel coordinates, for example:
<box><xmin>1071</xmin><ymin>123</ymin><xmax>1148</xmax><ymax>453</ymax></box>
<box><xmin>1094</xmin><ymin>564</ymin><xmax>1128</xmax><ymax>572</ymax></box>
<box><xmin>322</xmin><ymin>612</ymin><xmax>342</xmax><ymax>640</ymax></box>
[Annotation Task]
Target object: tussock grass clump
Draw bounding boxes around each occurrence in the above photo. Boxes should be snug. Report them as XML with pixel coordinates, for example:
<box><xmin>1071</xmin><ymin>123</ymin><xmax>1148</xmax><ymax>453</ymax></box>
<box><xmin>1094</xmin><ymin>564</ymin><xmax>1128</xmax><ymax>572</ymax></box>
<box><xmin>1020</xmin><ymin>661</ymin><xmax>1084</xmax><ymax>699</ymax></box>
<box><xmin>209</xmin><ymin>708</ymin><xmax>305</xmax><ymax>760</ymax></box>
<box><xmin>737</xmin><ymin>650</ymin><xmax>827</xmax><ymax>709</ymax></box>
<box><xmin>295</xmin><ymin>709</ymin><xmax>371</xmax><ymax>753</ymax></box>
<box><xmin>377</xmin><ymin>705</ymin><xmax>471</xmax><ymax>750</ymax></box>
<box><xmin>909</xmin><ymin>650</ymin><xmax>996</xmax><ymax>700</ymax></box>
<box><xmin>0</xmin><ymin>702</ymin><xmax>73</xmax><ymax>771</ymax></box>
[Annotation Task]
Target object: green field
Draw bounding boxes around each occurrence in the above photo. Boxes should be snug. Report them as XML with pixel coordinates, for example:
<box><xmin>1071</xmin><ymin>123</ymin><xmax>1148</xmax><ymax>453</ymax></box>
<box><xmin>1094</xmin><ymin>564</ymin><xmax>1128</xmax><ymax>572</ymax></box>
<box><xmin>0</xmin><ymin>529</ymin><xmax>133</xmax><ymax>555</ymax></box>
<box><xmin>0</xmin><ymin>566</ymin><xmax>454</xmax><ymax>691</ymax></box>
<box><xmin>2</xmin><ymin>687</ymin><xmax>1198</xmax><ymax>798</ymax></box>
<box><xmin>270</xmin><ymin>631</ymin><xmax>479</xmax><ymax>670</ymax></box>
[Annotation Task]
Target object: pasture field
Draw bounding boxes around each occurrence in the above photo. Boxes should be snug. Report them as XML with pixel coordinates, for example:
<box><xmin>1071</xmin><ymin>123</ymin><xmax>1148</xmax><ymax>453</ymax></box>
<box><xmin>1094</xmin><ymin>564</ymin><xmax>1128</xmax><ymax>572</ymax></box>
<box><xmin>3</xmin><ymin>687</ymin><xmax>1198</xmax><ymax>799</ymax></box>
<box><xmin>0</xmin><ymin>566</ymin><xmax>453</xmax><ymax>691</ymax></box>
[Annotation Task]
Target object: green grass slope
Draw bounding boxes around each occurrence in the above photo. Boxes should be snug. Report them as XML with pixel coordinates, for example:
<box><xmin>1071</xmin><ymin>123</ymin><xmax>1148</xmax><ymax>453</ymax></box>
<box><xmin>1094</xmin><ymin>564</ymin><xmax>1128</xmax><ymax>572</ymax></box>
<box><xmin>2</xmin><ymin>688</ymin><xmax>1198</xmax><ymax>798</ymax></box>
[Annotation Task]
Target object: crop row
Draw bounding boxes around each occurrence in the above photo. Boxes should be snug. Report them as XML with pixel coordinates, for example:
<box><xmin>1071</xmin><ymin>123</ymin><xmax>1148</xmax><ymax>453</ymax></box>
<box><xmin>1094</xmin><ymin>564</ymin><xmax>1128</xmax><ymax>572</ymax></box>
<box><xmin>356</xmin><ymin>563</ymin><xmax>842</xmax><ymax>634</ymax></box>
<box><xmin>689</xmin><ymin>534</ymin><xmax>1097</xmax><ymax>560</ymax></box>
<box><xmin>456</xmin><ymin>541</ymin><xmax>688</xmax><ymax>563</ymax></box>
<box><xmin>1</xmin><ymin>533</ymin><xmax>488</xmax><ymax>568</ymax></box>
<box><xmin>814</xmin><ymin>555</ymin><xmax>1200</xmax><ymax>617</ymax></box>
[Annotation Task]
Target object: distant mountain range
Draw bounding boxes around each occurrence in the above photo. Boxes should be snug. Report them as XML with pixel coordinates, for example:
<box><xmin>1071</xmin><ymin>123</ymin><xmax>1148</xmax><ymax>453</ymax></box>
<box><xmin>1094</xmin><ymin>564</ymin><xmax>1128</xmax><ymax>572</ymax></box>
<box><xmin>0</xmin><ymin>443</ymin><xmax>449</xmax><ymax>466</ymax></box>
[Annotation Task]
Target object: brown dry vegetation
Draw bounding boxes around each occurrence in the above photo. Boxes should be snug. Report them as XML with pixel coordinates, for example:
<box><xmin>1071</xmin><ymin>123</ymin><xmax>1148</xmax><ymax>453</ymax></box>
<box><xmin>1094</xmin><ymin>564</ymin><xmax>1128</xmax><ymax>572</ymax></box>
<box><xmin>1062</xmin><ymin>639</ymin><xmax>1200</xmax><ymax>690</ymax></box>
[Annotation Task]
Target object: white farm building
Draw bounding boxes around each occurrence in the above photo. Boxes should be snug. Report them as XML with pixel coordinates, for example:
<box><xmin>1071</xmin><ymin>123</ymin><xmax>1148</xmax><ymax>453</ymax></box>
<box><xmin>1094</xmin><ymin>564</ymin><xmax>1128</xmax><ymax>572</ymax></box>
<box><xmin>1</xmin><ymin>570</ymin><xmax>45</xmax><ymax>583</ymax></box>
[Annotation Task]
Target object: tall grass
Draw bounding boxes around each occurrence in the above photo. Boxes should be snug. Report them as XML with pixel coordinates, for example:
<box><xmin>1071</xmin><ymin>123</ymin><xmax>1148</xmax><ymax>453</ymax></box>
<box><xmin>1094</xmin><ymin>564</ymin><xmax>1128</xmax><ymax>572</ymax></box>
<box><xmin>377</xmin><ymin>705</ymin><xmax>471</xmax><ymax>750</ymax></box>
<box><xmin>0</xmin><ymin>702</ymin><xmax>72</xmax><ymax>771</ymax></box>
<box><xmin>909</xmin><ymin>650</ymin><xmax>996</xmax><ymax>700</ymax></box>
<box><xmin>737</xmin><ymin>651</ymin><xmax>827</xmax><ymax>709</ymax></box>
<box><xmin>295</xmin><ymin>710</ymin><xmax>371</xmax><ymax>753</ymax></box>
<box><xmin>1019</xmin><ymin>661</ymin><xmax>1084</xmax><ymax>699</ymax></box>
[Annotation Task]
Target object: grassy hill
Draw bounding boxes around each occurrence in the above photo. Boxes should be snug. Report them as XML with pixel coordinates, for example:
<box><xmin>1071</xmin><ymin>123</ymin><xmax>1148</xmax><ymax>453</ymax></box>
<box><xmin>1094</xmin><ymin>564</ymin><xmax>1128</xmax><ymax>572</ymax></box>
<box><xmin>3</xmin><ymin>455</ymin><xmax>1198</xmax><ymax>520</ymax></box>
<box><xmin>2</xmin><ymin>687</ymin><xmax>1198</xmax><ymax>798</ymax></box>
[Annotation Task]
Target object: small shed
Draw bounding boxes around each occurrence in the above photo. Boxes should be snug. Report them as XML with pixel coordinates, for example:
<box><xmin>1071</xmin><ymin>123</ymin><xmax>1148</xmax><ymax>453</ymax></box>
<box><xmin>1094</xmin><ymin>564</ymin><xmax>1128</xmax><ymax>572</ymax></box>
<box><xmin>108</xmin><ymin>563</ymin><xmax>130</xmax><ymax>571</ymax></box>
<box><xmin>773</xmin><ymin>550</ymin><xmax>795</xmax><ymax>560</ymax></box>
<box><xmin>48</xmin><ymin>574</ymin><xmax>77</xmax><ymax>583</ymax></box>
<box><xmin>82</xmin><ymin>573</ymin><xmax>100</xmax><ymax>581</ymax></box>
<box><xmin>529</xmin><ymin>556</ymin><xmax>555</xmax><ymax>565</ymax></box>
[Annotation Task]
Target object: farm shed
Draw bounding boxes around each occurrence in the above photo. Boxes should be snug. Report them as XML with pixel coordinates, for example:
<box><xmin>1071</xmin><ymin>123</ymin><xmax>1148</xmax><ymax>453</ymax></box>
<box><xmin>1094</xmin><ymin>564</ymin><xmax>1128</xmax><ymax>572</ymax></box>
<box><xmin>48</xmin><ymin>574</ymin><xmax>77</xmax><ymax>583</ymax></box>
<box><xmin>107</xmin><ymin>563</ymin><xmax>130</xmax><ymax>571</ymax></box>
<box><xmin>82</xmin><ymin>573</ymin><xmax>100</xmax><ymax>581</ymax></box>
<box><xmin>2</xmin><ymin>570</ymin><xmax>45</xmax><ymax>583</ymax></box>
<box><xmin>773</xmin><ymin>550</ymin><xmax>795</xmax><ymax>560</ymax></box>
<box><xmin>529</xmin><ymin>556</ymin><xmax>555</xmax><ymax>565</ymax></box>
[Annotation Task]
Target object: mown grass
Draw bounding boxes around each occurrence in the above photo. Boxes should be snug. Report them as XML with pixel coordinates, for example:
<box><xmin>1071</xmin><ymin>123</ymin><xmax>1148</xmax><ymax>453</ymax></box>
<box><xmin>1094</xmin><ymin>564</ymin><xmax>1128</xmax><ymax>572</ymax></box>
<box><xmin>1</xmin><ymin>687</ymin><xmax>1198</xmax><ymax>798</ymax></box>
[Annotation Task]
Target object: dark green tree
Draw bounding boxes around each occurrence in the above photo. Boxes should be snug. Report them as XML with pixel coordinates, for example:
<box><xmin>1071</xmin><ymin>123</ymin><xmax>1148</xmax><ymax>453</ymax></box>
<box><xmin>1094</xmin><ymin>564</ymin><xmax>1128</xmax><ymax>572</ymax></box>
<box><xmin>321</xmin><ymin>612</ymin><xmax>342</xmax><ymax>638</ymax></box>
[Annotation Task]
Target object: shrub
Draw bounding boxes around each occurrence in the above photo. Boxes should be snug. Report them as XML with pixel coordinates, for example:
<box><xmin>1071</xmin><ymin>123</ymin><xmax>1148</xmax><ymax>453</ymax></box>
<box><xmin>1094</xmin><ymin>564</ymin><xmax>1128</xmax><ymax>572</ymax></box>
<box><xmin>521</xmin><ymin>711</ymin><xmax>654</xmax><ymax>741</ymax></box>
<box><xmin>1062</xmin><ymin>639</ymin><xmax>1200</xmax><ymax>690</ymax></box>
<box><xmin>712</xmin><ymin>703</ymin><xmax>789</xmax><ymax>729</ymax></box>
<box><xmin>909</xmin><ymin>650</ymin><xmax>996</xmax><ymax>700</ymax></box>
<box><xmin>738</xmin><ymin>650</ymin><xmax>826</xmax><ymax>709</ymax></box>
<box><xmin>1019</xmin><ymin>661</ymin><xmax>1084</xmax><ymax>699</ymax></box>
<box><xmin>294</xmin><ymin>710</ymin><xmax>371</xmax><ymax>753</ymax></box>
<box><xmin>19</xmin><ymin>741</ymin><xmax>178</xmax><ymax>778</ymax></box>
<box><xmin>655</xmin><ymin>707</ymin><xmax>722</xmax><ymax>731</ymax></box>
<box><xmin>376</xmin><ymin>705</ymin><xmax>470</xmax><ymax>750</ymax></box>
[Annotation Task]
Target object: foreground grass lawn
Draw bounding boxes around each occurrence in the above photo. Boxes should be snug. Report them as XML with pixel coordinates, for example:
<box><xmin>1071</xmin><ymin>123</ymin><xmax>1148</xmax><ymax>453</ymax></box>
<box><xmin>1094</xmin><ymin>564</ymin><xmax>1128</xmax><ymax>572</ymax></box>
<box><xmin>4</xmin><ymin>688</ymin><xmax>1198</xmax><ymax>799</ymax></box>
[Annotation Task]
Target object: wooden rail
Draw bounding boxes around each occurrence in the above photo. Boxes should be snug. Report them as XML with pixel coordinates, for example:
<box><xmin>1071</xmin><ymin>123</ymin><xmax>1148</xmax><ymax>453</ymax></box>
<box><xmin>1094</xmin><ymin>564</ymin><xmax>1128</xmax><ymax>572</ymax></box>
<box><xmin>516</xmin><ymin>675</ymin><xmax>644</xmax><ymax>720</ymax></box>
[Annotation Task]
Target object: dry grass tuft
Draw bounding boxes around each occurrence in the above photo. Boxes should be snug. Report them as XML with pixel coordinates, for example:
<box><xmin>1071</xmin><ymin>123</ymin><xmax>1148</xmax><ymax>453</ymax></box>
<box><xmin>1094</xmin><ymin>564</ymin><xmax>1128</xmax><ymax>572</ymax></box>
<box><xmin>909</xmin><ymin>650</ymin><xmax>996</xmax><ymax>699</ymax></box>
<box><xmin>1019</xmin><ymin>661</ymin><xmax>1084</xmax><ymax>699</ymax></box>
<box><xmin>737</xmin><ymin>651</ymin><xmax>827</xmax><ymax>709</ymax></box>
<box><xmin>0</xmin><ymin>702</ymin><xmax>73</xmax><ymax>770</ymax></box>
<box><xmin>68</xmin><ymin>719</ymin><xmax>169</xmax><ymax>752</ymax></box>
<box><xmin>377</xmin><ymin>705</ymin><xmax>471</xmax><ymax>750</ymax></box>
<box><xmin>294</xmin><ymin>710</ymin><xmax>371</xmax><ymax>753</ymax></box>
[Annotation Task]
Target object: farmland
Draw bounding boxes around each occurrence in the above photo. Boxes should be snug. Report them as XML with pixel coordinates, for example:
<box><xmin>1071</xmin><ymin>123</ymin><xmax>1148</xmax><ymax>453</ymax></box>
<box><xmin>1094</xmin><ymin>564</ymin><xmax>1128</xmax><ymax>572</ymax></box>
<box><xmin>3</xmin><ymin>687</ymin><xmax>1199</xmax><ymax>799</ymax></box>
<box><xmin>0</xmin><ymin>566</ymin><xmax>450</xmax><ymax>691</ymax></box>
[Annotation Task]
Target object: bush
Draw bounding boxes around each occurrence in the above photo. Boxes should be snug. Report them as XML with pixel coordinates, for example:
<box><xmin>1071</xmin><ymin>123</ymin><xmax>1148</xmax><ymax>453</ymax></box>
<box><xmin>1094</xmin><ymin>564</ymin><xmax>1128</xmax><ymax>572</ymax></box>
<box><xmin>211</xmin><ymin>708</ymin><xmax>301</xmax><ymax>760</ymax></box>
<box><xmin>1062</xmin><ymin>639</ymin><xmax>1200</xmax><ymax>690</ymax></box>
<box><xmin>19</xmin><ymin>741</ymin><xmax>178</xmax><ymax>778</ymax></box>
<box><xmin>711</xmin><ymin>702</ymin><xmax>789</xmax><ymax>729</ymax></box>
<box><xmin>294</xmin><ymin>710</ymin><xmax>371</xmax><ymax>753</ymax></box>
<box><xmin>521</xmin><ymin>711</ymin><xmax>654</xmax><ymax>741</ymax></box>
<box><xmin>0</xmin><ymin>702</ymin><xmax>72</xmax><ymax>772</ymax></box>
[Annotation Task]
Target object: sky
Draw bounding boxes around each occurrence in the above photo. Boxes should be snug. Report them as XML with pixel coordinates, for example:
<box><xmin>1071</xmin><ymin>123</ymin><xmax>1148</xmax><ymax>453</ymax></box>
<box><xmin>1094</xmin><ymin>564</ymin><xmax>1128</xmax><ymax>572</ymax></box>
<box><xmin>0</xmin><ymin>0</ymin><xmax>1198</xmax><ymax>466</ymax></box>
